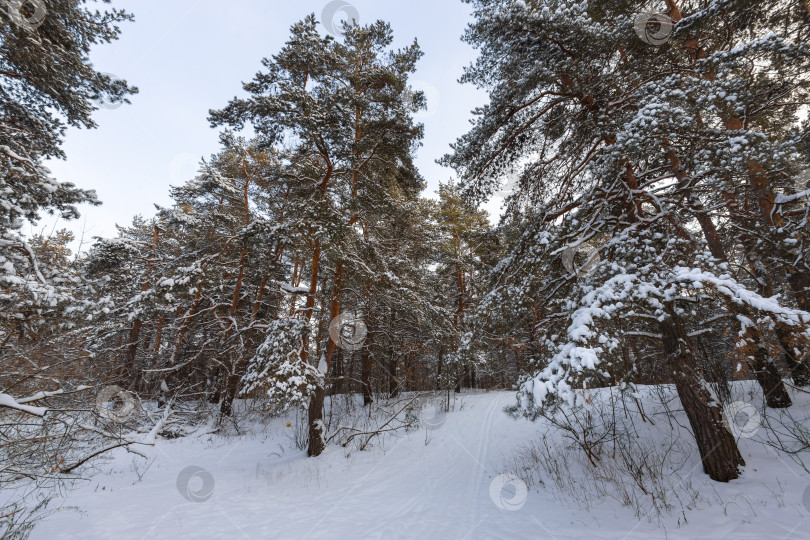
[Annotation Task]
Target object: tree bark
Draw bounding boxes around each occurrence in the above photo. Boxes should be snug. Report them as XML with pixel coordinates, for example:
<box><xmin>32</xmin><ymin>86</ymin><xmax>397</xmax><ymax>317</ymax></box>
<box><xmin>361</xmin><ymin>326</ymin><xmax>373</xmax><ymax>406</ymax></box>
<box><xmin>300</xmin><ymin>239</ymin><xmax>321</xmax><ymax>363</ymax></box>
<box><xmin>660</xmin><ymin>305</ymin><xmax>744</xmax><ymax>482</ymax></box>
<box><xmin>389</xmin><ymin>353</ymin><xmax>399</xmax><ymax>398</ymax></box>
<box><xmin>219</xmin><ymin>364</ymin><xmax>241</xmax><ymax>416</ymax></box>
<box><xmin>124</xmin><ymin>318</ymin><xmax>142</xmax><ymax>387</ymax></box>
<box><xmin>437</xmin><ymin>344</ymin><xmax>443</xmax><ymax>390</ymax></box>
<box><xmin>307</xmin><ymin>259</ymin><xmax>341</xmax><ymax>456</ymax></box>
<box><xmin>307</xmin><ymin>386</ymin><xmax>326</xmax><ymax>457</ymax></box>
<box><xmin>774</xmin><ymin>325</ymin><xmax>810</xmax><ymax>387</ymax></box>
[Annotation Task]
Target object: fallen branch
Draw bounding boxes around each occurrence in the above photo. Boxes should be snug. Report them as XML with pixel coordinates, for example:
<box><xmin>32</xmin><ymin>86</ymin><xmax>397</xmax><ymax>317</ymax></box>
<box><xmin>342</xmin><ymin>394</ymin><xmax>422</xmax><ymax>451</ymax></box>
<box><xmin>142</xmin><ymin>402</ymin><xmax>173</xmax><ymax>445</ymax></box>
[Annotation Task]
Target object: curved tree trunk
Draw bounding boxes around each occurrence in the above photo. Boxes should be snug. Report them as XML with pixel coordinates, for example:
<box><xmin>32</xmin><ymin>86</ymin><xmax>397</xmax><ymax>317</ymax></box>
<box><xmin>660</xmin><ymin>305</ymin><xmax>744</xmax><ymax>482</ymax></box>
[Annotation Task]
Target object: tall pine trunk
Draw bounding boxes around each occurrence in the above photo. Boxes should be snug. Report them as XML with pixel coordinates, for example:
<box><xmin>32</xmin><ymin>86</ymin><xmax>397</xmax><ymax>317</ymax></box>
<box><xmin>307</xmin><ymin>259</ymin><xmax>340</xmax><ymax>457</ymax></box>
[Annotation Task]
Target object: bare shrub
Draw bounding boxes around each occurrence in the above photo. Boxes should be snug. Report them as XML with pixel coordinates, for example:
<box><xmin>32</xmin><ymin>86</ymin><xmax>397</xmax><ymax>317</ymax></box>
<box><xmin>503</xmin><ymin>387</ymin><xmax>703</xmax><ymax>522</ymax></box>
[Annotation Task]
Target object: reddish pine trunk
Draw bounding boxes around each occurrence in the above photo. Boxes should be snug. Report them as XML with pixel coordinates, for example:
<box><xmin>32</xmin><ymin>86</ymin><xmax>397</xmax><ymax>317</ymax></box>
<box><xmin>305</xmin><ymin>161</ymin><xmax>333</xmax><ymax>457</ymax></box>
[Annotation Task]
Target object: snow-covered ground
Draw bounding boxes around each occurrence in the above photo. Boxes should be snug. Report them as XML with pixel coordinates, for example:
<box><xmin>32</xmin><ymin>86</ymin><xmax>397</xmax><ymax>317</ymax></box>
<box><xmin>26</xmin><ymin>388</ymin><xmax>810</xmax><ymax>539</ymax></box>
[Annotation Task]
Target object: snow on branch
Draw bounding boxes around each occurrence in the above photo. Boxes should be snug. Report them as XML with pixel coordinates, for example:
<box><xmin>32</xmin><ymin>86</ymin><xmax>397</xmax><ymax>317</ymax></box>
<box><xmin>669</xmin><ymin>267</ymin><xmax>810</xmax><ymax>327</ymax></box>
<box><xmin>0</xmin><ymin>393</ymin><xmax>48</xmax><ymax>417</ymax></box>
<box><xmin>16</xmin><ymin>389</ymin><xmax>65</xmax><ymax>404</ymax></box>
<box><xmin>275</xmin><ymin>281</ymin><xmax>311</xmax><ymax>294</ymax></box>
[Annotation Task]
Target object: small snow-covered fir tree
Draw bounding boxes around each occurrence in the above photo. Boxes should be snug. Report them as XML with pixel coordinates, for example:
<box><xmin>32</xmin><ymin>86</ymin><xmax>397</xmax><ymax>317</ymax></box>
<box><xmin>241</xmin><ymin>317</ymin><xmax>322</xmax><ymax>410</ymax></box>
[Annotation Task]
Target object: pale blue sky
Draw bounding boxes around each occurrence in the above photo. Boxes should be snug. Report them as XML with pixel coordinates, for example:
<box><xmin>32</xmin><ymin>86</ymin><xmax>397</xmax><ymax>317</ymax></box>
<box><xmin>40</xmin><ymin>0</ymin><xmax>502</xmax><ymax>249</ymax></box>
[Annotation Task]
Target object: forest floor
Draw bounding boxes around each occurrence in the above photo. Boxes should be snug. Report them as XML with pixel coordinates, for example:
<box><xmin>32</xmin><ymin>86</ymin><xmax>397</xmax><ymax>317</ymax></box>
<box><xmin>24</xmin><ymin>385</ymin><xmax>810</xmax><ymax>539</ymax></box>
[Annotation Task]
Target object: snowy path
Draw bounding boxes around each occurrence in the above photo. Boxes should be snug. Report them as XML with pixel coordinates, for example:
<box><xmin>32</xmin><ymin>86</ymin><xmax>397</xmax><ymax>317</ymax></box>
<box><xmin>30</xmin><ymin>390</ymin><xmax>810</xmax><ymax>539</ymax></box>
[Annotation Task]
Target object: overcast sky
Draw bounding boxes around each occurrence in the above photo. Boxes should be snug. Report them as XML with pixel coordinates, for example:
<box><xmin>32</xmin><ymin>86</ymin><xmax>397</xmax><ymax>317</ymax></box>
<box><xmin>40</xmin><ymin>0</ymin><xmax>501</xmax><ymax>250</ymax></box>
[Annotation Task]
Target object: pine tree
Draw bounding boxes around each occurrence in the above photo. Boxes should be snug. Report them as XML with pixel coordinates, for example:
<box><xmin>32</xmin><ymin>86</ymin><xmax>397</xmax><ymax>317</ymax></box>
<box><xmin>652</xmin><ymin>0</ymin><xmax>810</xmax><ymax>388</ymax></box>
<box><xmin>443</xmin><ymin>0</ymin><xmax>810</xmax><ymax>481</ymax></box>
<box><xmin>0</xmin><ymin>0</ymin><xmax>136</xmax><ymax>340</ymax></box>
<box><xmin>211</xmin><ymin>16</ymin><xmax>425</xmax><ymax>455</ymax></box>
<box><xmin>435</xmin><ymin>181</ymin><xmax>493</xmax><ymax>392</ymax></box>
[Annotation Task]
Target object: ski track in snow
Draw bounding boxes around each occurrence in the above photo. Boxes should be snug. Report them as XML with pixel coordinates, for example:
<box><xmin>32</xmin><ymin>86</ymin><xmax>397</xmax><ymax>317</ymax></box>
<box><xmin>23</xmin><ymin>389</ymin><xmax>810</xmax><ymax>540</ymax></box>
<box><xmin>460</xmin><ymin>392</ymin><xmax>504</xmax><ymax>538</ymax></box>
